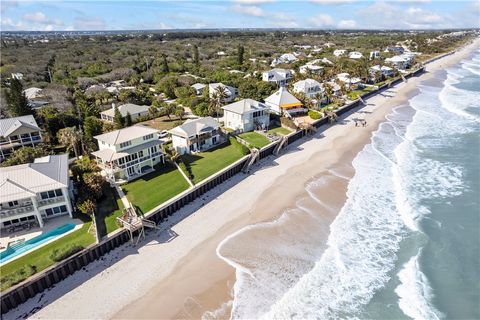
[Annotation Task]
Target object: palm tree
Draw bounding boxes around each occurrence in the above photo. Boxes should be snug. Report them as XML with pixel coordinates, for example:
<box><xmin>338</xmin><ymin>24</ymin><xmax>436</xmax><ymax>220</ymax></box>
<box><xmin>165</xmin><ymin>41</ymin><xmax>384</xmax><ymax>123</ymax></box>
<box><xmin>323</xmin><ymin>82</ymin><xmax>334</xmax><ymax>104</ymax></box>
<box><xmin>57</xmin><ymin>126</ymin><xmax>83</xmax><ymax>159</ymax></box>
<box><xmin>209</xmin><ymin>86</ymin><xmax>229</xmax><ymax>121</ymax></box>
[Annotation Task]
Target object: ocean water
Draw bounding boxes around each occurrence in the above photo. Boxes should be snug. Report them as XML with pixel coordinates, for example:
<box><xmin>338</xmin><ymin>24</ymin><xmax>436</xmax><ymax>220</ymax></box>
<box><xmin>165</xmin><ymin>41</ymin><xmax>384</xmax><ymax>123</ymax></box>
<box><xmin>214</xmin><ymin>49</ymin><xmax>480</xmax><ymax>320</ymax></box>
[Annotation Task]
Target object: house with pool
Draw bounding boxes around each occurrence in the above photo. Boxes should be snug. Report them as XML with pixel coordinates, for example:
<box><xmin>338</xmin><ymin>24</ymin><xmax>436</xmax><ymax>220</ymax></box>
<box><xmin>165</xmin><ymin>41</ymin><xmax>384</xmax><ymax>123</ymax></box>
<box><xmin>170</xmin><ymin>117</ymin><xmax>222</xmax><ymax>155</ymax></box>
<box><xmin>92</xmin><ymin>125</ymin><xmax>165</xmax><ymax>182</ymax></box>
<box><xmin>0</xmin><ymin>154</ymin><xmax>73</xmax><ymax>229</ymax></box>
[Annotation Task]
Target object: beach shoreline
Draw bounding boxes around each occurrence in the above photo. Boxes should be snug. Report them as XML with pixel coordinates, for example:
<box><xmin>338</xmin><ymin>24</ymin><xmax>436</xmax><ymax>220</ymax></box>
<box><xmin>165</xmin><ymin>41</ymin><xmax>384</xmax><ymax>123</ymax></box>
<box><xmin>5</xmin><ymin>38</ymin><xmax>478</xmax><ymax>320</ymax></box>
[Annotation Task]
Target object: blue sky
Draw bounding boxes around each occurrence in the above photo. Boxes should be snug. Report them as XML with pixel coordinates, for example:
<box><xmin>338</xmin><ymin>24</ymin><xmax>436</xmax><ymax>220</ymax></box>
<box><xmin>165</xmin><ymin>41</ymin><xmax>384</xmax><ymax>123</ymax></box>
<box><xmin>1</xmin><ymin>1</ymin><xmax>479</xmax><ymax>31</ymax></box>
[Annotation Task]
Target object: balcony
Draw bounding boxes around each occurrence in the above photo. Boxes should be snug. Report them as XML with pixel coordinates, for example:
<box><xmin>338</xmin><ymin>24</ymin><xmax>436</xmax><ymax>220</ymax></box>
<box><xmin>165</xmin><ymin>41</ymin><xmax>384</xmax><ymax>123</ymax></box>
<box><xmin>37</xmin><ymin>196</ymin><xmax>65</xmax><ymax>207</ymax></box>
<box><xmin>0</xmin><ymin>205</ymin><xmax>35</xmax><ymax>217</ymax></box>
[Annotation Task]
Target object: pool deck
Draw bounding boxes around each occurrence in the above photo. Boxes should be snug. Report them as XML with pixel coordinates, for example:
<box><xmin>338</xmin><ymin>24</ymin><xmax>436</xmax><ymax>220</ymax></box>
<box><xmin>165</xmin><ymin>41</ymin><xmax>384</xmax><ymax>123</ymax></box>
<box><xmin>0</xmin><ymin>216</ymin><xmax>84</xmax><ymax>266</ymax></box>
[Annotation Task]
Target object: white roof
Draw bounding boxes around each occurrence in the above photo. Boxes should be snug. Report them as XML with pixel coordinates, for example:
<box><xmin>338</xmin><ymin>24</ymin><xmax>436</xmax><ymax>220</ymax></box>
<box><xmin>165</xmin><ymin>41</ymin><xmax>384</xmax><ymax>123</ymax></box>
<box><xmin>169</xmin><ymin>117</ymin><xmax>219</xmax><ymax>138</ymax></box>
<box><xmin>24</xmin><ymin>87</ymin><xmax>43</xmax><ymax>100</ymax></box>
<box><xmin>0</xmin><ymin>115</ymin><xmax>41</xmax><ymax>138</ymax></box>
<box><xmin>100</xmin><ymin>103</ymin><xmax>150</xmax><ymax>118</ymax></box>
<box><xmin>265</xmin><ymin>87</ymin><xmax>301</xmax><ymax>108</ymax></box>
<box><xmin>222</xmin><ymin>99</ymin><xmax>267</xmax><ymax>115</ymax></box>
<box><xmin>279</xmin><ymin>53</ymin><xmax>298</xmax><ymax>62</ymax></box>
<box><xmin>191</xmin><ymin>83</ymin><xmax>206</xmax><ymax>90</ymax></box>
<box><xmin>349</xmin><ymin>52</ymin><xmax>363</xmax><ymax>59</ymax></box>
<box><xmin>293</xmin><ymin>79</ymin><xmax>323</xmax><ymax>92</ymax></box>
<box><xmin>209</xmin><ymin>83</ymin><xmax>236</xmax><ymax>95</ymax></box>
<box><xmin>94</xmin><ymin>125</ymin><xmax>159</xmax><ymax>145</ymax></box>
<box><xmin>0</xmin><ymin>154</ymin><xmax>69</xmax><ymax>203</ymax></box>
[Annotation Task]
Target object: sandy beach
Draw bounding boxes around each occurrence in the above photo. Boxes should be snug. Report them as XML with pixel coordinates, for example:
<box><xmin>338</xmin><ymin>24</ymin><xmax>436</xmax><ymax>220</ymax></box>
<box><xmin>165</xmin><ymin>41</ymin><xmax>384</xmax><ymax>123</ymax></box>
<box><xmin>5</xmin><ymin>38</ymin><xmax>478</xmax><ymax>320</ymax></box>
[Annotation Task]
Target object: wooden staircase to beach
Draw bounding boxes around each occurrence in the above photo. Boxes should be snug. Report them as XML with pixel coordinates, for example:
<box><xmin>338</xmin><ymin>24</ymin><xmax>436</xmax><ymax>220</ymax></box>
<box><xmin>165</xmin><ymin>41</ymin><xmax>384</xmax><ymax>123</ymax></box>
<box><xmin>116</xmin><ymin>205</ymin><xmax>159</xmax><ymax>245</ymax></box>
<box><xmin>274</xmin><ymin>135</ymin><xmax>288</xmax><ymax>155</ymax></box>
<box><xmin>242</xmin><ymin>148</ymin><xmax>259</xmax><ymax>173</ymax></box>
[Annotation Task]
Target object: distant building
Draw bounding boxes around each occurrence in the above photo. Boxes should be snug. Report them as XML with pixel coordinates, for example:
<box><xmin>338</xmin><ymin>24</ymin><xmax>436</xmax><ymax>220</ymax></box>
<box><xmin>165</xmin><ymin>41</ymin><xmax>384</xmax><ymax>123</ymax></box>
<box><xmin>265</xmin><ymin>87</ymin><xmax>305</xmax><ymax>116</ymax></box>
<box><xmin>222</xmin><ymin>99</ymin><xmax>270</xmax><ymax>132</ymax></box>
<box><xmin>369</xmin><ymin>51</ymin><xmax>381</xmax><ymax>60</ymax></box>
<box><xmin>336</xmin><ymin>73</ymin><xmax>363</xmax><ymax>90</ymax></box>
<box><xmin>333</xmin><ymin>49</ymin><xmax>347</xmax><ymax>57</ymax></box>
<box><xmin>369</xmin><ymin>65</ymin><xmax>394</xmax><ymax>77</ymax></box>
<box><xmin>299</xmin><ymin>64</ymin><xmax>324</xmax><ymax>75</ymax></box>
<box><xmin>92</xmin><ymin>125</ymin><xmax>164</xmax><ymax>182</ymax></box>
<box><xmin>385</xmin><ymin>46</ymin><xmax>405</xmax><ymax>54</ymax></box>
<box><xmin>191</xmin><ymin>83</ymin><xmax>206</xmax><ymax>96</ymax></box>
<box><xmin>262</xmin><ymin>68</ymin><xmax>293</xmax><ymax>86</ymax></box>
<box><xmin>385</xmin><ymin>55</ymin><xmax>413</xmax><ymax>70</ymax></box>
<box><xmin>0</xmin><ymin>115</ymin><xmax>43</xmax><ymax>161</ymax></box>
<box><xmin>293</xmin><ymin>79</ymin><xmax>324</xmax><ymax>99</ymax></box>
<box><xmin>348</xmin><ymin>51</ymin><xmax>363</xmax><ymax>59</ymax></box>
<box><xmin>208</xmin><ymin>83</ymin><xmax>238</xmax><ymax>102</ymax></box>
<box><xmin>270</xmin><ymin>53</ymin><xmax>298</xmax><ymax>67</ymax></box>
<box><xmin>170</xmin><ymin>117</ymin><xmax>221</xmax><ymax>155</ymax></box>
<box><xmin>11</xmin><ymin>73</ymin><xmax>23</xmax><ymax>80</ymax></box>
<box><xmin>100</xmin><ymin>103</ymin><xmax>150</xmax><ymax>123</ymax></box>
<box><xmin>0</xmin><ymin>154</ymin><xmax>73</xmax><ymax>229</ymax></box>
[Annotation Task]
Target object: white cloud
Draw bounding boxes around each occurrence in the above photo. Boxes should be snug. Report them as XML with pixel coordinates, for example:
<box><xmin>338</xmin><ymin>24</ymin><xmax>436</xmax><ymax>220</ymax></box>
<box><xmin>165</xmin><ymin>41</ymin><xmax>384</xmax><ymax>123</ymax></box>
<box><xmin>23</xmin><ymin>12</ymin><xmax>48</xmax><ymax>23</ymax></box>
<box><xmin>309</xmin><ymin>0</ymin><xmax>355</xmax><ymax>5</ymax></box>
<box><xmin>232</xmin><ymin>4</ymin><xmax>265</xmax><ymax>17</ymax></box>
<box><xmin>338</xmin><ymin>19</ymin><xmax>356</xmax><ymax>28</ymax></box>
<box><xmin>308</xmin><ymin>13</ymin><xmax>335</xmax><ymax>27</ymax></box>
<box><xmin>1</xmin><ymin>17</ymin><xmax>22</xmax><ymax>29</ymax></box>
<box><xmin>232</xmin><ymin>0</ymin><xmax>275</xmax><ymax>3</ymax></box>
<box><xmin>268</xmin><ymin>12</ymin><xmax>298</xmax><ymax>28</ymax></box>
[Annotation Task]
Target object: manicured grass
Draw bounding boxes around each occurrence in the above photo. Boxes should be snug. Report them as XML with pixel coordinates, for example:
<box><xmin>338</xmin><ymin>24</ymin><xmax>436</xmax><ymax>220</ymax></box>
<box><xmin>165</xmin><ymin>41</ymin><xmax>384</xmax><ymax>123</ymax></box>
<box><xmin>122</xmin><ymin>163</ymin><xmax>190</xmax><ymax>214</ymax></box>
<box><xmin>96</xmin><ymin>187</ymin><xmax>125</xmax><ymax>235</ymax></box>
<box><xmin>268</xmin><ymin>126</ymin><xmax>291</xmax><ymax>136</ymax></box>
<box><xmin>181</xmin><ymin>137</ymin><xmax>249</xmax><ymax>184</ymax></box>
<box><xmin>238</xmin><ymin>131</ymin><xmax>271</xmax><ymax>149</ymax></box>
<box><xmin>0</xmin><ymin>222</ymin><xmax>95</xmax><ymax>292</ymax></box>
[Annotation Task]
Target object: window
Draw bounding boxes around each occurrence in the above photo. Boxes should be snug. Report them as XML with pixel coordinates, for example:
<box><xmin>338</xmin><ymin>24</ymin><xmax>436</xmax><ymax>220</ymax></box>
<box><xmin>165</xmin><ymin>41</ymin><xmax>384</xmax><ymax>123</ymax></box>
<box><xmin>45</xmin><ymin>205</ymin><xmax>68</xmax><ymax>217</ymax></box>
<box><xmin>8</xmin><ymin>201</ymin><xmax>19</xmax><ymax>207</ymax></box>
<box><xmin>41</xmin><ymin>189</ymin><xmax>62</xmax><ymax>199</ymax></box>
<box><xmin>3</xmin><ymin>221</ymin><xmax>12</xmax><ymax>226</ymax></box>
<box><xmin>139</xmin><ymin>150</ymin><xmax>144</xmax><ymax>157</ymax></box>
<box><xmin>119</xmin><ymin>141</ymin><xmax>132</xmax><ymax>148</ymax></box>
<box><xmin>143</xmin><ymin>134</ymin><xmax>154</xmax><ymax>141</ymax></box>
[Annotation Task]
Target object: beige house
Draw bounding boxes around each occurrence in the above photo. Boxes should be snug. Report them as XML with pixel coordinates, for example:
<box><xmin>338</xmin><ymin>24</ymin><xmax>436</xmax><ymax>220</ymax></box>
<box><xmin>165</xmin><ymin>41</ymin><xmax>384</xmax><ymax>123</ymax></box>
<box><xmin>100</xmin><ymin>103</ymin><xmax>150</xmax><ymax>123</ymax></box>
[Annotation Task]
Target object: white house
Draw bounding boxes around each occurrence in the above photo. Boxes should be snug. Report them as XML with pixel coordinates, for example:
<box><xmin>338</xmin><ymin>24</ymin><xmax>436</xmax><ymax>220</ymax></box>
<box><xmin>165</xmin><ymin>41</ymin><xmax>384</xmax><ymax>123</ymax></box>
<box><xmin>208</xmin><ymin>83</ymin><xmax>238</xmax><ymax>102</ymax></box>
<box><xmin>326</xmin><ymin>81</ymin><xmax>343</xmax><ymax>97</ymax></box>
<box><xmin>299</xmin><ymin>64</ymin><xmax>324</xmax><ymax>75</ymax></box>
<box><xmin>385</xmin><ymin>55</ymin><xmax>411</xmax><ymax>70</ymax></box>
<box><xmin>92</xmin><ymin>125</ymin><xmax>164</xmax><ymax>182</ymax></box>
<box><xmin>23</xmin><ymin>87</ymin><xmax>43</xmax><ymax>100</ymax></box>
<box><xmin>100</xmin><ymin>103</ymin><xmax>150</xmax><ymax>123</ymax></box>
<box><xmin>333</xmin><ymin>49</ymin><xmax>347</xmax><ymax>57</ymax></box>
<box><xmin>370</xmin><ymin>65</ymin><xmax>394</xmax><ymax>77</ymax></box>
<box><xmin>0</xmin><ymin>115</ymin><xmax>43</xmax><ymax>161</ymax></box>
<box><xmin>262</xmin><ymin>68</ymin><xmax>293</xmax><ymax>86</ymax></box>
<box><xmin>191</xmin><ymin>83</ymin><xmax>206</xmax><ymax>95</ymax></box>
<box><xmin>369</xmin><ymin>51</ymin><xmax>381</xmax><ymax>60</ymax></box>
<box><xmin>11</xmin><ymin>73</ymin><xmax>23</xmax><ymax>80</ymax></box>
<box><xmin>265</xmin><ymin>87</ymin><xmax>304</xmax><ymax>116</ymax></box>
<box><xmin>170</xmin><ymin>117</ymin><xmax>221</xmax><ymax>155</ymax></box>
<box><xmin>336</xmin><ymin>73</ymin><xmax>363</xmax><ymax>89</ymax></box>
<box><xmin>0</xmin><ymin>154</ymin><xmax>73</xmax><ymax>229</ymax></box>
<box><xmin>348</xmin><ymin>51</ymin><xmax>364</xmax><ymax>59</ymax></box>
<box><xmin>271</xmin><ymin>53</ymin><xmax>298</xmax><ymax>67</ymax></box>
<box><xmin>293</xmin><ymin>79</ymin><xmax>324</xmax><ymax>99</ymax></box>
<box><xmin>222</xmin><ymin>99</ymin><xmax>270</xmax><ymax>132</ymax></box>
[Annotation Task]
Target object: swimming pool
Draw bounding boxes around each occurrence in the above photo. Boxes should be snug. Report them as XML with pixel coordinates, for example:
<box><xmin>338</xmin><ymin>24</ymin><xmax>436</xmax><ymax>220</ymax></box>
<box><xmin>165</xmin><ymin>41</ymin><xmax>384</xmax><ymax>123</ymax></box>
<box><xmin>0</xmin><ymin>223</ymin><xmax>76</xmax><ymax>264</ymax></box>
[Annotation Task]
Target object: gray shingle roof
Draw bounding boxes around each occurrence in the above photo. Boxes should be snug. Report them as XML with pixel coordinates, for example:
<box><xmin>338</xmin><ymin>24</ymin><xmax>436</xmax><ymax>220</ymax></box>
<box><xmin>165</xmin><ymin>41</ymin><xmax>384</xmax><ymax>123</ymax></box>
<box><xmin>100</xmin><ymin>103</ymin><xmax>150</xmax><ymax>118</ymax></box>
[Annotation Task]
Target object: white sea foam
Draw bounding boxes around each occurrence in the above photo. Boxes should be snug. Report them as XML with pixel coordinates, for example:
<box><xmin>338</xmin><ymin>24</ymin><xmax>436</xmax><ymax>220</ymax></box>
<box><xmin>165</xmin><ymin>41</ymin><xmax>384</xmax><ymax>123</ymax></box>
<box><xmin>395</xmin><ymin>251</ymin><xmax>444</xmax><ymax>320</ymax></box>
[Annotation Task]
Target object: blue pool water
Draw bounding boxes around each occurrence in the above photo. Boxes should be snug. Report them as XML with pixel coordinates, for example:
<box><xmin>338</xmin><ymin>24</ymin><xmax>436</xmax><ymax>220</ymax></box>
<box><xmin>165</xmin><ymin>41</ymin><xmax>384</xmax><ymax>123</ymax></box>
<box><xmin>0</xmin><ymin>223</ymin><xmax>76</xmax><ymax>264</ymax></box>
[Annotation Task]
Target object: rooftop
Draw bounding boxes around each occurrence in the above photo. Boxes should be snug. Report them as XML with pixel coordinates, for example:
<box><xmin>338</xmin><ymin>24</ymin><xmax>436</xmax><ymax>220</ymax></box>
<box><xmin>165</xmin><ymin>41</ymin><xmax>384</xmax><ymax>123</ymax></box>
<box><xmin>222</xmin><ymin>99</ymin><xmax>267</xmax><ymax>115</ymax></box>
<box><xmin>0</xmin><ymin>115</ymin><xmax>41</xmax><ymax>138</ymax></box>
<box><xmin>169</xmin><ymin>116</ymin><xmax>219</xmax><ymax>138</ymax></box>
<box><xmin>100</xmin><ymin>103</ymin><xmax>150</xmax><ymax>118</ymax></box>
<box><xmin>94</xmin><ymin>125</ymin><xmax>159</xmax><ymax>145</ymax></box>
<box><xmin>0</xmin><ymin>154</ymin><xmax>69</xmax><ymax>203</ymax></box>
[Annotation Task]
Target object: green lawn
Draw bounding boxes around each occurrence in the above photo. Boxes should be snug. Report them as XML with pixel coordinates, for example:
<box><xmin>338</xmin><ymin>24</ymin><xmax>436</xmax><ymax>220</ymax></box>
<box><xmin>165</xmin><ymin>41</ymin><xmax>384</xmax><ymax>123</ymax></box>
<box><xmin>0</xmin><ymin>222</ymin><xmax>95</xmax><ymax>292</ymax></box>
<box><xmin>122</xmin><ymin>163</ymin><xmax>190</xmax><ymax>214</ymax></box>
<box><xmin>96</xmin><ymin>187</ymin><xmax>125</xmax><ymax>236</ymax></box>
<box><xmin>238</xmin><ymin>132</ymin><xmax>271</xmax><ymax>149</ymax></box>
<box><xmin>181</xmin><ymin>137</ymin><xmax>249</xmax><ymax>184</ymax></box>
<box><xmin>268</xmin><ymin>126</ymin><xmax>291</xmax><ymax>136</ymax></box>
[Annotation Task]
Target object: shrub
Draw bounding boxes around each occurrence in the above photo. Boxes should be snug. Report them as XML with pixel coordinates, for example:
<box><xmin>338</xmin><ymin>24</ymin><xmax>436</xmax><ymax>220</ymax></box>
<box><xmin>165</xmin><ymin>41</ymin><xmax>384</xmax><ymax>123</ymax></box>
<box><xmin>50</xmin><ymin>244</ymin><xmax>84</xmax><ymax>262</ymax></box>
<box><xmin>0</xmin><ymin>264</ymin><xmax>37</xmax><ymax>291</ymax></box>
<box><xmin>308</xmin><ymin>110</ymin><xmax>322</xmax><ymax>120</ymax></box>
